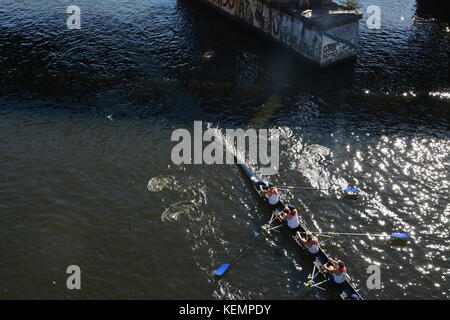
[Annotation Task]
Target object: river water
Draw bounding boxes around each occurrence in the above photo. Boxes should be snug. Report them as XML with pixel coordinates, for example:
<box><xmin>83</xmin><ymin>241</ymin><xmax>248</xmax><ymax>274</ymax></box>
<box><xmin>0</xmin><ymin>0</ymin><xmax>448</xmax><ymax>299</ymax></box>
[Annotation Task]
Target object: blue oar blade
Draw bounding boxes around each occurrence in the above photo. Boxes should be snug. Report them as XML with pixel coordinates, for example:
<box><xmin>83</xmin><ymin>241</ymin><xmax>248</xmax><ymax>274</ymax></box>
<box><xmin>343</xmin><ymin>188</ymin><xmax>360</xmax><ymax>194</ymax></box>
<box><xmin>391</xmin><ymin>233</ymin><xmax>409</xmax><ymax>239</ymax></box>
<box><xmin>214</xmin><ymin>264</ymin><xmax>230</xmax><ymax>276</ymax></box>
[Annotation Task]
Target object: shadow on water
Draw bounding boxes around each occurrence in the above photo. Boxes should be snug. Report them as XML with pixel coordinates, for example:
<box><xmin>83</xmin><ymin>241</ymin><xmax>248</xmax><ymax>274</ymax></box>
<box><xmin>1</xmin><ymin>0</ymin><xmax>448</xmax><ymax>128</ymax></box>
<box><xmin>0</xmin><ymin>0</ymin><xmax>362</xmax><ymax>124</ymax></box>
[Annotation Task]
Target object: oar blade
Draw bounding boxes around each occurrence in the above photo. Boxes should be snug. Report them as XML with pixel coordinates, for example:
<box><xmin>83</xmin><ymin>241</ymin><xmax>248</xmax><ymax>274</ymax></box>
<box><xmin>214</xmin><ymin>264</ymin><xmax>230</xmax><ymax>276</ymax></box>
<box><xmin>343</xmin><ymin>188</ymin><xmax>360</xmax><ymax>199</ymax></box>
<box><xmin>343</xmin><ymin>188</ymin><xmax>360</xmax><ymax>194</ymax></box>
<box><xmin>390</xmin><ymin>233</ymin><xmax>409</xmax><ymax>239</ymax></box>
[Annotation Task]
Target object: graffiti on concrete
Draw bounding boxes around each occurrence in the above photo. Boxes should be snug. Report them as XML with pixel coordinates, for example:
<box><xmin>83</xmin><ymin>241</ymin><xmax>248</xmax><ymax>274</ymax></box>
<box><xmin>323</xmin><ymin>42</ymin><xmax>338</xmax><ymax>60</ymax></box>
<box><xmin>208</xmin><ymin>0</ymin><xmax>300</xmax><ymax>47</ymax></box>
<box><xmin>241</xmin><ymin>0</ymin><xmax>253</xmax><ymax>24</ymax></box>
<box><xmin>269</xmin><ymin>8</ymin><xmax>282</xmax><ymax>37</ymax></box>
<box><xmin>204</xmin><ymin>0</ymin><xmax>358</xmax><ymax>66</ymax></box>
<box><xmin>213</xmin><ymin>0</ymin><xmax>236</xmax><ymax>9</ymax></box>
<box><xmin>212</xmin><ymin>0</ymin><xmax>236</xmax><ymax>14</ymax></box>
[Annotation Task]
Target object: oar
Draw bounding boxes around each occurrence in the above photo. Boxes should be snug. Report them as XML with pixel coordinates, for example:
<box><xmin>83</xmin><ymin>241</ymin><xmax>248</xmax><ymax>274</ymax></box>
<box><xmin>277</xmin><ymin>186</ymin><xmax>330</xmax><ymax>191</ymax></box>
<box><xmin>299</xmin><ymin>231</ymin><xmax>409</xmax><ymax>239</ymax></box>
<box><xmin>214</xmin><ymin>221</ymin><xmax>280</xmax><ymax>277</ymax></box>
<box><xmin>278</xmin><ymin>186</ymin><xmax>360</xmax><ymax>195</ymax></box>
<box><xmin>343</xmin><ymin>188</ymin><xmax>360</xmax><ymax>196</ymax></box>
<box><xmin>263</xmin><ymin>224</ymin><xmax>283</xmax><ymax>232</ymax></box>
<box><xmin>214</xmin><ymin>232</ymin><xmax>261</xmax><ymax>277</ymax></box>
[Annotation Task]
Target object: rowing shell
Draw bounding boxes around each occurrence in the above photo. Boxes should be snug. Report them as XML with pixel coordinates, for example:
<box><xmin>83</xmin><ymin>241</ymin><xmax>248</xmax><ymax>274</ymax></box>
<box><xmin>236</xmin><ymin>161</ymin><xmax>363</xmax><ymax>300</ymax></box>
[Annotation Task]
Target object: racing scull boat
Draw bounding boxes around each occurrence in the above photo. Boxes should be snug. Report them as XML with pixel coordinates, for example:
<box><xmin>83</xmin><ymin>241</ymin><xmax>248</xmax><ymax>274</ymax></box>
<box><xmin>236</xmin><ymin>161</ymin><xmax>363</xmax><ymax>300</ymax></box>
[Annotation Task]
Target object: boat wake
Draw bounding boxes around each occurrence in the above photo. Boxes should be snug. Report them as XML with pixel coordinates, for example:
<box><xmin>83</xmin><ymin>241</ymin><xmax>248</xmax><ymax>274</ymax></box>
<box><xmin>146</xmin><ymin>175</ymin><xmax>179</xmax><ymax>192</ymax></box>
<box><xmin>160</xmin><ymin>200</ymin><xmax>200</xmax><ymax>222</ymax></box>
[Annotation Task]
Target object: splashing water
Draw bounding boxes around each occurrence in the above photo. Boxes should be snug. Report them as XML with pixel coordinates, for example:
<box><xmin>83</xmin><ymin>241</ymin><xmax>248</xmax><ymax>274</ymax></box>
<box><xmin>161</xmin><ymin>200</ymin><xmax>199</xmax><ymax>222</ymax></box>
<box><xmin>147</xmin><ymin>175</ymin><xmax>178</xmax><ymax>192</ymax></box>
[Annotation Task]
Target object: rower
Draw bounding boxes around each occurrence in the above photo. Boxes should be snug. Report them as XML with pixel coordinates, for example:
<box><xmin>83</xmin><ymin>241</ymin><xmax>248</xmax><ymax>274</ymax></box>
<box><xmin>323</xmin><ymin>258</ymin><xmax>347</xmax><ymax>285</ymax></box>
<box><xmin>262</xmin><ymin>185</ymin><xmax>279</xmax><ymax>206</ymax></box>
<box><xmin>278</xmin><ymin>206</ymin><xmax>300</xmax><ymax>229</ymax></box>
<box><xmin>296</xmin><ymin>231</ymin><xmax>319</xmax><ymax>254</ymax></box>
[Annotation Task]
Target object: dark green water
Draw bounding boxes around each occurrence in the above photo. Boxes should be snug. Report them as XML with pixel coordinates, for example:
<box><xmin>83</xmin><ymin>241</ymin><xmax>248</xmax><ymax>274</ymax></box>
<box><xmin>0</xmin><ymin>0</ymin><xmax>449</xmax><ymax>299</ymax></box>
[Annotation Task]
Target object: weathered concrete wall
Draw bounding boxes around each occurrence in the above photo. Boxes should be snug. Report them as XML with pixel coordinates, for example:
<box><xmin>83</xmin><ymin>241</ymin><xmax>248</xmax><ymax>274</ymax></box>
<box><xmin>321</xmin><ymin>21</ymin><xmax>360</xmax><ymax>65</ymax></box>
<box><xmin>194</xmin><ymin>0</ymin><xmax>362</xmax><ymax>67</ymax></box>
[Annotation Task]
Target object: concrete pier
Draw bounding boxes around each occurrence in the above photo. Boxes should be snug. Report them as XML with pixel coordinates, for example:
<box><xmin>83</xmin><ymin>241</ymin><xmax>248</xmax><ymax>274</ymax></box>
<box><xmin>192</xmin><ymin>0</ymin><xmax>363</xmax><ymax>67</ymax></box>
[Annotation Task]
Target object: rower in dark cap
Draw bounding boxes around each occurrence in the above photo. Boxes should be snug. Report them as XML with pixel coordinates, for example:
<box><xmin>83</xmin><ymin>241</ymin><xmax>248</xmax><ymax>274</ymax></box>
<box><xmin>324</xmin><ymin>258</ymin><xmax>347</xmax><ymax>285</ymax></box>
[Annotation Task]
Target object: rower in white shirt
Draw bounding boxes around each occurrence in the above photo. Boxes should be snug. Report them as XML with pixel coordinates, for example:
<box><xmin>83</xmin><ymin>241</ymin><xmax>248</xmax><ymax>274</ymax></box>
<box><xmin>278</xmin><ymin>206</ymin><xmax>300</xmax><ymax>229</ymax></box>
<box><xmin>262</xmin><ymin>185</ymin><xmax>279</xmax><ymax>206</ymax></box>
<box><xmin>324</xmin><ymin>259</ymin><xmax>348</xmax><ymax>285</ymax></box>
<box><xmin>296</xmin><ymin>231</ymin><xmax>320</xmax><ymax>254</ymax></box>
